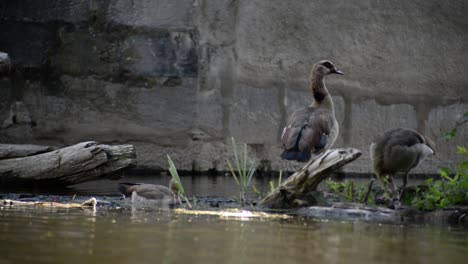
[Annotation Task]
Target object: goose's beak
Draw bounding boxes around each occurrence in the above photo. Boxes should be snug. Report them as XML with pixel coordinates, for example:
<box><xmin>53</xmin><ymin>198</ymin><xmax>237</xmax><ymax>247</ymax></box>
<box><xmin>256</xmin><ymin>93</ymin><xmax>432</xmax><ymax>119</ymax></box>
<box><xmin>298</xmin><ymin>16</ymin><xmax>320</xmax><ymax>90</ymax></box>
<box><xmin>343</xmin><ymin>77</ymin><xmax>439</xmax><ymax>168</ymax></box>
<box><xmin>331</xmin><ymin>68</ymin><xmax>344</xmax><ymax>75</ymax></box>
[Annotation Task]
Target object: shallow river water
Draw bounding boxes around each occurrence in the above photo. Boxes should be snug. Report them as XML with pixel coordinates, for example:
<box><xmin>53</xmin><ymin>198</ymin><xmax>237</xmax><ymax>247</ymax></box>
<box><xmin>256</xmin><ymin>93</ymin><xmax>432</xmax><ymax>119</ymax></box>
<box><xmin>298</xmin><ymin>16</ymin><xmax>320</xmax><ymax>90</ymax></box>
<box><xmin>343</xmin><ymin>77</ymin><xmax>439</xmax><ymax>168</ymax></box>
<box><xmin>1</xmin><ymin>175</ymin><xmax>467</xmax><ymax>264</ymax></box>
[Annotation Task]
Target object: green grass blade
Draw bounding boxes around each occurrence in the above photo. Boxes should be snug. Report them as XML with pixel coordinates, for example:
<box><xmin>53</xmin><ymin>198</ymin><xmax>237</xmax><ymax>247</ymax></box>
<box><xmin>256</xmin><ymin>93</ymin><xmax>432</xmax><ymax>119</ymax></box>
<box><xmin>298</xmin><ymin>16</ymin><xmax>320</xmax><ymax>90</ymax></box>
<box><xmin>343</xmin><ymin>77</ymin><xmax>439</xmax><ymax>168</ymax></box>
<box><xmin>231</xmin><ymin>137</ymin><xmax>242</xmax><ymax>180</ymax></box>
<box><xmin>246</xmin><ymin>164</ymin><xmax>256</xmax><ymax>186</ymax></box>
<box><xmin>227</xmin><ymin>160</ymin><xmax>240</xmax><ymax>186</ymax></box>
<box><xmin>182</xmin><ymin>196</ymin><xmax>192</xmax><ymax>209</ymax></box>
<box><xmin>243</xmin><ymin>143</ymin><xmax>247</xmax><ymax>178</ymax></box>
<box><xmin>269</xmin><ymin>181</ymin><xmax>275</xmax><ymax>192</ymax></box>
<box><xmin>167</xmin><ymin>155</ymin><xmax>191</xmax><ymax>208</ymax></box>
<box><xmin>167</xmin><ymin>155</ymin><xmax>184</xmax><ymax>194</ymax></box>
<box><xmin>227</xmin><ymin>137</ymin><xmax>257</xmax><ymax>207</ymax></box>
<box><xmin>278</xmin><ymin>170</ymin><xmax>283</xmax><ymax>186</ymax></box>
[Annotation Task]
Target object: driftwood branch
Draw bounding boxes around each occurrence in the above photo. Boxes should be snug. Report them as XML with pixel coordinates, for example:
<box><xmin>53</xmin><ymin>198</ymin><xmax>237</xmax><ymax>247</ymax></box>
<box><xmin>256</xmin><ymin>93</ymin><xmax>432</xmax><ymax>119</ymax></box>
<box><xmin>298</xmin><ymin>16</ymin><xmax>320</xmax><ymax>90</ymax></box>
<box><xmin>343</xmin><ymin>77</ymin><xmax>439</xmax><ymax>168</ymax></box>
<box><xmin>0</xmin><ymin>141</ymin><xmax>136</xmax><ymax>186</ymax></box>
<box><xmin>2</xmin><ymin>197</ymin><xmax>97</xmax><ymax>210</ymax></box>
<box><xmin>260</xmin><ymin>148</ymin><xmax>362</xmax><ymax>209</ymax></box>
<box><xmin>0</xmin><ymin>144</ymin><xmax>54</xmax><ymax>159</ymax></box>
<box><xmin>0</xmin><ymin>52</ymin><xmax>11</xmax><ymax>77</ymax></box>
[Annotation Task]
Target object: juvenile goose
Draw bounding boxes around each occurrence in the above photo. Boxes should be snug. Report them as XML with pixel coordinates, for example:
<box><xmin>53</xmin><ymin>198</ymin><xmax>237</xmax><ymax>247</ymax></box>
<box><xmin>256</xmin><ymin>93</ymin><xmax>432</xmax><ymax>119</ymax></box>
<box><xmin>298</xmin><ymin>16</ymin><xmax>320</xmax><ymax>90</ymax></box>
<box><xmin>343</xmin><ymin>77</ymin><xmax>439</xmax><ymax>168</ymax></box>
<box><xmin>369</xmin><ymin>128</ymin><xmax>435</xmax><ymax>204</ymax></box>
<box><xmin>281</xmin><ymin>60</ymin><xmax>343</xmax><ymax>162</ymax></box>
<box><xmin>118</xmin><ymin>179</ymin><xmax>181</xmax><ymax>206</ymax></box>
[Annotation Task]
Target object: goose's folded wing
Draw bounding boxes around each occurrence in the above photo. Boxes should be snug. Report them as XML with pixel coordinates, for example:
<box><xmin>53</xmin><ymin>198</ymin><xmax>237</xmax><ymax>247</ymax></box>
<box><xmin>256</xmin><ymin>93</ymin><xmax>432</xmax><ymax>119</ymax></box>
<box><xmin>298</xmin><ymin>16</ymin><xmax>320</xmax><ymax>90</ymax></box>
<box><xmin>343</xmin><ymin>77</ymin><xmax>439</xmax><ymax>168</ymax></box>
<box><xmin>282</xmin><ymin>108</ymin><xmax>332</xmax><ymax>152</ymax></box>
<box><xmin>298</xmin><ymin>113</ymin><xmax>332</xmax><ymax>152</ymax></box>
<box><xmin>119</xmin><ymin>183</ymin><xmax>171</xmax><ymax>199</ymax></box>
<box><xmin>281</xmin><ymin>108</ymin><xmax>311</xmax><ymax>150</ymax></box>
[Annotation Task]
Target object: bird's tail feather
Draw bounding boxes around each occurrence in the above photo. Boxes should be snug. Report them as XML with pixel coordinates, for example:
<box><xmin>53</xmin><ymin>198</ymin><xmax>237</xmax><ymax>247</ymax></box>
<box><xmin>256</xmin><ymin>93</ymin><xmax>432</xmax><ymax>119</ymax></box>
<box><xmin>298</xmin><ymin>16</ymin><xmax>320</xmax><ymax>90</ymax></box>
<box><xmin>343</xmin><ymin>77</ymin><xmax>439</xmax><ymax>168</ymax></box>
<box><xmin>281</xmin><ymin>150</ymin><xmax>311</xmax><ymax>162</ymax></box>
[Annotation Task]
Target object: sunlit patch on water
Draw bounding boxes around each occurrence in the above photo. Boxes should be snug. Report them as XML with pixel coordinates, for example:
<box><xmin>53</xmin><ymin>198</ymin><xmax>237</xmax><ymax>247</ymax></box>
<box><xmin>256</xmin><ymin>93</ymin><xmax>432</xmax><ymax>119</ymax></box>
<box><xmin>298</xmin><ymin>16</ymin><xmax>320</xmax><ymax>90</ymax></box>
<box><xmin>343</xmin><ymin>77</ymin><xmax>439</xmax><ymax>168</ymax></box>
<box><xmin>174</xmin><ymin>208</ymin><xmax>291</xmax><ymax>221</ymax></box>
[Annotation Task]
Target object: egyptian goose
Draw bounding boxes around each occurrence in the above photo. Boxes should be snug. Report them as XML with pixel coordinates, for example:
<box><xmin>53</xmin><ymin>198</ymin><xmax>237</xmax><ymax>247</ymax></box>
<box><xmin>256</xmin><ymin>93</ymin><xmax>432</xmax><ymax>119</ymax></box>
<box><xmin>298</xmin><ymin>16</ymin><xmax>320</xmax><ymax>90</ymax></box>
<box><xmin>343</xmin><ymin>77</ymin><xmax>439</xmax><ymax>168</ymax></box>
<box><xmin>281</xmin><ymin>60</ymin><xmax>343</xmax><ymax>162</ymax></box>
<box><xmin>369</xmin><ymin>128</ymin><xmax>435</xmax><ymax>205</ymax></box>
<box><xmin>118</xmin><ymin>179</ymin><xmax>181</xmax><ymax>206</ymax></box>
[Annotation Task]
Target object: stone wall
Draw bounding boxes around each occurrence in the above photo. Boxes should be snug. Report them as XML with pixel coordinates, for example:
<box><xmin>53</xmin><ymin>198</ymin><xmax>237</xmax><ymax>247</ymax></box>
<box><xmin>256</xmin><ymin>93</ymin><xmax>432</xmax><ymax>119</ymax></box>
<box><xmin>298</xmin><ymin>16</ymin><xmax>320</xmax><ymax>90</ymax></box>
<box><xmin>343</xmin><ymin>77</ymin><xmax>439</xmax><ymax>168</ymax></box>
<box><xmin>0</xmin><ymin>0</ymin><xmax>467</xmax><ymax>174</ymax></box>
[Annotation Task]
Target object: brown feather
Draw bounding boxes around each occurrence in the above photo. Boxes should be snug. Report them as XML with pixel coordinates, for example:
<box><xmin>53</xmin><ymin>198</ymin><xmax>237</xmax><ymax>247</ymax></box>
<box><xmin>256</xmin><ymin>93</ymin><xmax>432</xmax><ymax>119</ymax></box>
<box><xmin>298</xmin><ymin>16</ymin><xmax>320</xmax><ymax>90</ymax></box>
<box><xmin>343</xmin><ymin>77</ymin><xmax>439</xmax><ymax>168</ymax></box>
<box><xmin>282</xmin><ymin>107</ymin><xmax>334</xmax><ymax>153</ymax></box>
<box><xmin>119</xmin><ymin>183</ymin><xmax>174</xmax><ymax>200</ymax></box>
<box><xmin>371</xmin><ymin>128</ymin><xmax>434</xmax><ymax>176</ymax></box>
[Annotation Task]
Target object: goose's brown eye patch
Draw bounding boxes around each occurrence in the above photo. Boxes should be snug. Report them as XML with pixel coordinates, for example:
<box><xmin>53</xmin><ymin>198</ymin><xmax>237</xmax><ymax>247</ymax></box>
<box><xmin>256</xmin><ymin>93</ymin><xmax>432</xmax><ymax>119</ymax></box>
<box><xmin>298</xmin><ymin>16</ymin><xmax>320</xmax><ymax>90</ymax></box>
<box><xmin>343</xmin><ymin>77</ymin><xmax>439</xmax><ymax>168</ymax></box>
<box><xmin>322</xmin><ymin>61</ymin><xmax>333</xmax><ymax>69</ymax></box>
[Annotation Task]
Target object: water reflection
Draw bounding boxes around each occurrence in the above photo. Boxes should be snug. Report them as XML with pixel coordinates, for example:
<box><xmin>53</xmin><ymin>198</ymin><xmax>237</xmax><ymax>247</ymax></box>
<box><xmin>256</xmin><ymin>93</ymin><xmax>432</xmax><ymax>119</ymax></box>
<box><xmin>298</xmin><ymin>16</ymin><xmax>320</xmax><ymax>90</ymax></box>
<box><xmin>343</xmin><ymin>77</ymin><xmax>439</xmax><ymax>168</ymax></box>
<box><xmin>0</xmin><ymin>174</ymin><xmax>427</xmax><ymax>200</ymax></box>
<box><xmin>71</xmin><ymin>174</ymin><xmax>276</xmax><ymax>198</ymax></box>
<box><xmin>0</xmin><ymin>206</ymin><xmax>467</xmax><ymax>264</ymax></box>
<box><xmin>0</xmin><ymin>174</ymin><xmax>466</xmax><ymax>264</ymax></box>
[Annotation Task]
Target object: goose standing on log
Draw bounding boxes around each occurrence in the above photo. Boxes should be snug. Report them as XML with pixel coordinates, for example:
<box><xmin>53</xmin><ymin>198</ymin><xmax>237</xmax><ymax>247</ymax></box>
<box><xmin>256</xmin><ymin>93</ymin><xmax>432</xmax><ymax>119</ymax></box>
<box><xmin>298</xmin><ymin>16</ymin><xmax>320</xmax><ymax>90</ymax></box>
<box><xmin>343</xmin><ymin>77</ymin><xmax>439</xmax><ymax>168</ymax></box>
<box><xmin>368</xmin><ymin>128</ymin><xmax>435</xmax><ymax>206</ymax></box>
<box><xmin>281</xmin><ymin>60</ymin><xmax>343</xmax><ymax>162</ymax></box>
<box><xmin>118</xmin><ymin>179</ymin><xmax>181</xmax><ymax>207</ymax></box>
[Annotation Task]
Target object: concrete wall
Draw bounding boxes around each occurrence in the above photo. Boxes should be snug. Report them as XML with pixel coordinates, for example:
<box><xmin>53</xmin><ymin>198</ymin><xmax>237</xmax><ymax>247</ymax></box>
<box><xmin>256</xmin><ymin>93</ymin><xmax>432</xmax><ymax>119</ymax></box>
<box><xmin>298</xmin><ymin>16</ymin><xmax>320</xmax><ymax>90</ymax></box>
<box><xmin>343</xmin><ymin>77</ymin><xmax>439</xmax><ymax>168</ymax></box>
<box><xmin>0</xmin><ymin>0</ymin><xmax>467</xmax><ymax>174</ymax></box>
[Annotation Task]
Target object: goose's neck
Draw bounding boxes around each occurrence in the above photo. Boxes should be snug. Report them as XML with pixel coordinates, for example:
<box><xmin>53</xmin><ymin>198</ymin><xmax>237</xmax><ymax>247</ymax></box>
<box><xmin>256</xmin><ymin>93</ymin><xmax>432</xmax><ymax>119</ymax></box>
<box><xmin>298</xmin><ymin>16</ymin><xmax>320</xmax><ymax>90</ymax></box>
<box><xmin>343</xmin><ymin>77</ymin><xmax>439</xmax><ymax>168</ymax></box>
<box><xmin>310</xmin><ymin>75</ymin><xmax>334</xmax><ymax>111</ymax></box>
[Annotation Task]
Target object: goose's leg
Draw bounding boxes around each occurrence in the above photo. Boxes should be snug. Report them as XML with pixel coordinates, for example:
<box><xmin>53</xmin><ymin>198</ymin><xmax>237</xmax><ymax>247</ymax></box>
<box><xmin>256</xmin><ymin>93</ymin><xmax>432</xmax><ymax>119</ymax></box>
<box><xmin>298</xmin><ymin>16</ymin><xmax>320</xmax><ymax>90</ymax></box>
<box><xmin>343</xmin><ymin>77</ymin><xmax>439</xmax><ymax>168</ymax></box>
<box><xmin>392</xmin><ymin>179</ymin><xmax>399</xmax><ymax>199</ymax></box>
<box><xmin>389</xmin><ymin>176</ymin><xmax>402</xmax><ymax>208</ymax></box>
<box><xmin>399</xmin><ymin>172</ymin><xmax>409</xmax><ymax>201</ymax></box>
<box><xmin>363</xmin><ymin>176</ymin><xmax>375</xmax><ymax>204</ymax></box>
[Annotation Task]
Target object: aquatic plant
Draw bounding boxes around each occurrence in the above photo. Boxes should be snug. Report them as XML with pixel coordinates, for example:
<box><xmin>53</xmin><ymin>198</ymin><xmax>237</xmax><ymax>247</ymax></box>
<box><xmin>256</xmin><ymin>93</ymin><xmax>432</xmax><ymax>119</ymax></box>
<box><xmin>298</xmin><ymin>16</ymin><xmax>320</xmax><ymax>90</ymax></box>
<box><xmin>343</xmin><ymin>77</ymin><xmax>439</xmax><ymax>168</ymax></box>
<box><xmin>326</xmin><ymin>178</ymin><xmax>376</xmax><ymax>205</ymax></box>
<box><xmin>269</xmin><ymin>170</ymin><xmax>283</xmax><ymax>193</ymax></box>
<box><xmin>411</xmin><ymin>113</ymin><xmax>468</xmax><ymax>210</ymax></box>
<box><xmin>326</xmin><ymin>178</ymin><xmax>345</xmax><ymax>193</ymax></box>
<box><xmin>167</xmin><ymin>155</ymin><xmax>192</xmax><ymax>208</ymax></box>
<box><xmin>226</xmin><ymin>137</ymin><xmax>256</xmax><ymax>207</ymax></box>
<box><xmin>443</xmin><ymin>112</ymin><xmax>468</xmax><ymax>140</ymax></box>
<box><xmin>252</xmin><ymin>170</ymin><xmax>283</xmax><ymax>199</ymax></box>
<box><xmin>252</xmin><ymin>185</ymin><xmax>262</xmax><ymax>199</ymax></box>
<box><xmin>411</xmin><ymin>146</ymin><xmax>468</xmax><ymax>211</ymax></box>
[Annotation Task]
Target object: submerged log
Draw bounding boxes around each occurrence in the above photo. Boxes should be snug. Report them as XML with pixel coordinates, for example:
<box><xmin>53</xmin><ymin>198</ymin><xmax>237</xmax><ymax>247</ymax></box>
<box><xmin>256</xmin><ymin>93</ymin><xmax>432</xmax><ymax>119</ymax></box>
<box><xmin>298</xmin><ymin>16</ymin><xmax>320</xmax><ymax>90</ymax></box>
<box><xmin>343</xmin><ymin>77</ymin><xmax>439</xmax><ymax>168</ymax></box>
<box><xmin>295</xmin><ymin>203</ymin><xmax>468</xmax><ymax>227</ymax></box>
<box><xmin>0</xmin><ymin>141</ymin><xmax>136</xmax><ymax>186</ymax></box>
<box><xmin>0</xmin><ymin>52</ymin><xmax>11</xmax><ymax>77</ymax></box>
<box><xmin>0</xmin><ymin>144</ymin><xmax>54</xmax><ymax>159</ymax></box>
<box><xmin>260</xmin><ymin>148</ymin><xmax>362</xmax><ymax>209</ymax></box>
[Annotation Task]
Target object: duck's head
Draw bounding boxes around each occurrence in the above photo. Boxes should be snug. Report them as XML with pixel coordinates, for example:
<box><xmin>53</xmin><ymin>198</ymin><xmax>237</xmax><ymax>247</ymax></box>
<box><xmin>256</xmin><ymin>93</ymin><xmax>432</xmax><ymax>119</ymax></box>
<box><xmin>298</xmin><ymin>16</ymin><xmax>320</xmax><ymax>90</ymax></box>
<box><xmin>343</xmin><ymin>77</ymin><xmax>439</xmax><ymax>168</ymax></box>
<box><xmin>169</xmin><ymin>179</ymin><xmax>180</xmax><ymax>195</ymax></box>
<box><xmin>311</xmin><ymin>60</ymin><xmax>344</xmax><ymax>78</ymax></box>
<box><xmin>423</xmin><ymin>136</ymin><xmax>436</xmax><ymax>155</ymax></box>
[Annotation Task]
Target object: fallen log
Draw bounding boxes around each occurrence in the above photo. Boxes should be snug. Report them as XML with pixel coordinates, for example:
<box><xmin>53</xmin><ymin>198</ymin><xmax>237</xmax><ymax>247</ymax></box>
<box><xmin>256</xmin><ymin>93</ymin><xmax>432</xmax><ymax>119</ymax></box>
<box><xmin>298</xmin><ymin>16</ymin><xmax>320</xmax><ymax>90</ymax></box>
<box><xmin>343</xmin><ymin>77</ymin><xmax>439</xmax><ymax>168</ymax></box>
<box><xmin>294</xmin><ymin>203</ymin><xmax>468</xmax><ymax>227</ymax></box>
<box><xmin>0</xmin><ymin>52</ymin><xmax>11</xmax><ymax>77</ymax></box>
<box><xmin>0</xmin><ymin>141</ymin><xmax>136</xmax><ymax>186</ymax></box>
<box><xmin>260</xmin><ymin>148</ymin><xmax>362</xmax><ymax>209</ymax></box>
<box><xmin>0</xmin><ymin>144</ymin><xmax>54</xmax><ymax>159</ymax></box>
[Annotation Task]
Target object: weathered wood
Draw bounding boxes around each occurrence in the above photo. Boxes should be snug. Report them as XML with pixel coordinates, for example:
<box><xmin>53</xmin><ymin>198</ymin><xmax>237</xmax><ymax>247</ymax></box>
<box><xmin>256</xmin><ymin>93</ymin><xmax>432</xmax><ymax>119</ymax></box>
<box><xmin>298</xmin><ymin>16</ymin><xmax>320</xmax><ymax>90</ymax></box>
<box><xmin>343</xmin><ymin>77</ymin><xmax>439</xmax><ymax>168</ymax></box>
<box><xmin>2</xmin><ymin>197</ymin><xmax>97</xmax><ymax>210</ymax></box>
<box><xmin>295</xmin><ymin>203</ymin><xmax>468</xmax><ymax>227</ymax></box>
<box><xmin>0</xmin><ymin>52</ymin><xmax>11</xmax><ymax>77</ymax></box>
<box><xmin>0</xmin><ymin>141</ymin><xmax>136</xmax><ymax>185</ymax></box>
<box><xmin>0</xmin><ymin>144</ymin><xmax>54</xmax><ymax>159</ymax></box>
<box><xmin>260</xmin><ymin>148</ymin><xmax>362</xmax><ymax>209</ymax></box>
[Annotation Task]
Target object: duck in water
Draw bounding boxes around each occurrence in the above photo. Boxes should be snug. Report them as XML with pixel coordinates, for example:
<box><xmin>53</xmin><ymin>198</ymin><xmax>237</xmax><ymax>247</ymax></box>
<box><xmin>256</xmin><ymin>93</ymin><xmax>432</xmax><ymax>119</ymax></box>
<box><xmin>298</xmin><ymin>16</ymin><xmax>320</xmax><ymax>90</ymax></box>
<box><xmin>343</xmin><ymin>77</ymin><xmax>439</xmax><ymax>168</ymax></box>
<box><xmin>118</xmin><ymin>179</ymin><xmax>182</xmax><ymax>208</ymax></box>
<box><xmin>281</xmin><ymin>60</ymin><xmax>343</xmax><ymax>162</ymax></box>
